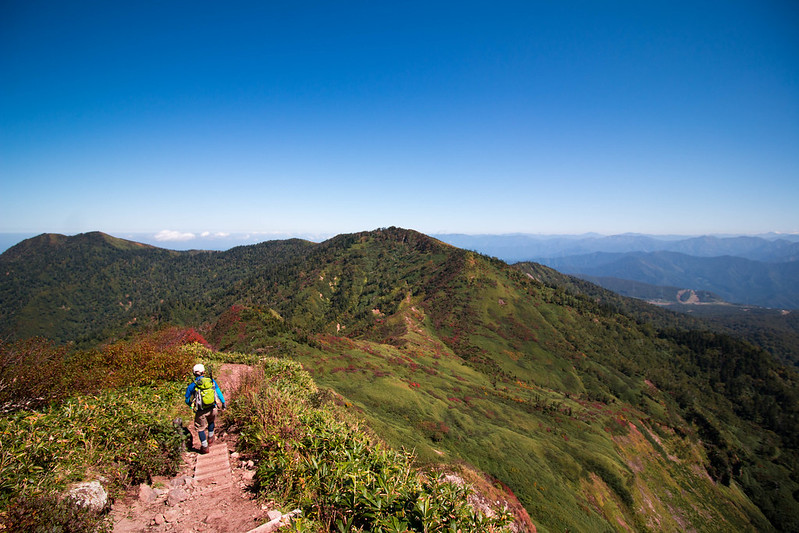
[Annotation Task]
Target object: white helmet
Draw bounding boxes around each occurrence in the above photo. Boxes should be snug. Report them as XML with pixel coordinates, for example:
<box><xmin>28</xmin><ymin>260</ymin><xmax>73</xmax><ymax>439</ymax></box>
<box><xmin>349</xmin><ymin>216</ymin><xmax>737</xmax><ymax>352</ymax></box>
<box><xmin>193</xmin><ymin>363</ymin><xmax>205</xmax><ymax>374</ymax></box>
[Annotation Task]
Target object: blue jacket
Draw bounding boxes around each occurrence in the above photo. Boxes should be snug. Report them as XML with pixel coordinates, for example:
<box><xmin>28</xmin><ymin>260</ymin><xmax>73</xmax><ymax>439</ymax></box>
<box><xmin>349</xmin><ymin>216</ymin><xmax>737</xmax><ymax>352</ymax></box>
<box><xmin>185</xmin><ymin>376</ymin><xmax>226</xmax><ymax>408</ymax></box>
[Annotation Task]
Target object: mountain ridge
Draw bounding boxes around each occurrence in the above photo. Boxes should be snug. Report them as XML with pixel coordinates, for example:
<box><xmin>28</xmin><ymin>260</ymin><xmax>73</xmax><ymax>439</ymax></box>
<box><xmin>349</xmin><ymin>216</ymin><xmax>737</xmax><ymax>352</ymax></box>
<box><xmin>434</xmin><ymin>233</ymin><xmax>799</xmax><ymax>311</ymax></box>
<box><xmin>2</xmin><ymin>228</ymin><xmax>798</xmax><ymax>531</ymax></box>
<box><xmin>2</xmin><ymin>231</ymin><xmax>158</xmax><ymax>258</ymax></box>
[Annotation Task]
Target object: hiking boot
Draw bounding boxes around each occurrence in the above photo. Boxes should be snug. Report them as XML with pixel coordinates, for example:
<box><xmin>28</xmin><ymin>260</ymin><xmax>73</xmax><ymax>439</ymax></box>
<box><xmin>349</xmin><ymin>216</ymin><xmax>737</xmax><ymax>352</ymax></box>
<box><xmin>199</xmin><ymin>446</ymin><xmax>209</xmax><ymax>454</ymax></box>
<box><xmin>208</xmin><ymin>436</ymin><xmax>215</xmax><ymax>445</ymax></box>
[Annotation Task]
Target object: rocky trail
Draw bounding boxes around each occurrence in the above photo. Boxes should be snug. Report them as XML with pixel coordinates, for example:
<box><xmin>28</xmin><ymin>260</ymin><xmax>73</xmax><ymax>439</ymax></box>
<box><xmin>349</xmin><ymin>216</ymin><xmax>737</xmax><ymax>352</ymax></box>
<box><xmin>110</xmin><ymin>364</ymin><xmax>299</xmax><ymax>533</ymax></box>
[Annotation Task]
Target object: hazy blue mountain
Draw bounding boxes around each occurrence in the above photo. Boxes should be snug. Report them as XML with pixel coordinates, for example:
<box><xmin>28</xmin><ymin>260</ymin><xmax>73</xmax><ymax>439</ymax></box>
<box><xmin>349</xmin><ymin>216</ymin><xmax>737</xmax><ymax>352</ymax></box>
<box><xmin>667</xmin><ymin>236</ymin><xmax>799</xmax><ymax>262</ymax></box>
<box><xmin>434</xmin><ymin>233</ymin><xmax>799</xmax><ymax>263</ymax></box>
<box><xmin>539</xmin><ymin>251</ymin><xmax>799</xmax><ymax>309</ymax></box>
<box><xmin>578</xmin><ymin>275</ymin><xmax>728</xmax><ymax>305</ymax></box>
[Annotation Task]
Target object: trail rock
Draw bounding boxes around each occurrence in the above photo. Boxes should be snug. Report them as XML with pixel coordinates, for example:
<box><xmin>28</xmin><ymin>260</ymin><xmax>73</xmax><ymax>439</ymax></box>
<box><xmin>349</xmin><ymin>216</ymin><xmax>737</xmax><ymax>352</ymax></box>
<box><xmin>67</xmin><ymin>480</ymin><xmax>108</xmax><ymax>511</ymax></box>
<box><xmin>167</xmin><ymin>487</ymin><xmax>189</xmax><ymax>506</ymax></box>
<box><xmin>164</xmin><ymin>509</ymin><xmax>182</xmax><ymax>523</ymax></box>
<box><xmin>138</xmin><ymin>483</ymin><xmax>158</xmax><ymax>504</ymax></box>
<box><xmin>246</xmin><ymin>517</ymin><xmax>281</xmax><ymax>533</ymax></box>
<box><xmin>170</xmin><ymin>475</ymin><xmax>192</xmax><ymax>488</ymax></box>
<box><xmin>246</xmin><ymin>509</ymin><xmax>302</xmax><ymax>533</ymax></box>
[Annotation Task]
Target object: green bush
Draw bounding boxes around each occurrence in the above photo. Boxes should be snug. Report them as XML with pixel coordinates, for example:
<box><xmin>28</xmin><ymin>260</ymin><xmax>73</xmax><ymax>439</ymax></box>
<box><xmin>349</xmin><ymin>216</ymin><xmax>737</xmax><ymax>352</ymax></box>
<box><xmin>0</xmin><ymin>383</ymin><xmax>185</xmax><ymax>507</ymax></box>
<box><xmin>582</xmin><ymin>456</ymin><xmax>634</xmax><ymax>508</ymax></box>
<box><xmin>1</xmin><ymin>491</ymin><xmax>111</xmax><ymax>533</ymax></box>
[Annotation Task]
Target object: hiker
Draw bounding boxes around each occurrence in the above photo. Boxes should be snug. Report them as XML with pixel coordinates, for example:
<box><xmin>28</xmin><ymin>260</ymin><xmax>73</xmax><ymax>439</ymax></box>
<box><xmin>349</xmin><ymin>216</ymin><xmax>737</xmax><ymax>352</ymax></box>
<box><xmin>185</xmin><ymin>363</ymin><xmax>226</xmax><ymax>454</ymax></box>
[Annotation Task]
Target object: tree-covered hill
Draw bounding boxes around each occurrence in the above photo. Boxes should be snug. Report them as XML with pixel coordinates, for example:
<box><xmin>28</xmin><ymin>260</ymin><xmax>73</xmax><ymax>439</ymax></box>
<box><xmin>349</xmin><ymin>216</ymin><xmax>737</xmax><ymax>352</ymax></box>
<box><xmin>0</xmin><ymin>231</ymin><xmax>315</xmax><ymax>344</ymax></box>
<box><xmin>2</xmin><ymin>228</ymin><xmax>798</xmax><ymax>531</ymax></box>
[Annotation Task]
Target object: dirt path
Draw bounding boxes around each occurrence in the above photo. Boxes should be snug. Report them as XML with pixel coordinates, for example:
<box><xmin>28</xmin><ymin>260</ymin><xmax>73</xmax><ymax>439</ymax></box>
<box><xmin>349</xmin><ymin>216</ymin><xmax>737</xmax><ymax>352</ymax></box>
<box><xmin>110</xmin><ymin>364</ymin><xmax>290</xmax><ymax>533</ymax></box>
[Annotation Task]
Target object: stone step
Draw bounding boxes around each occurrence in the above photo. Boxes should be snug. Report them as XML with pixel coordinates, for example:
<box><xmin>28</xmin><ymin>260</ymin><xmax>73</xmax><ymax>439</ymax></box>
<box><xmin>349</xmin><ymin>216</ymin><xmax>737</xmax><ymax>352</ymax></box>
<box><xmin>194</xmin><ymin>442</ymin><xmax>232</xmax><ymax>487</ymax></box>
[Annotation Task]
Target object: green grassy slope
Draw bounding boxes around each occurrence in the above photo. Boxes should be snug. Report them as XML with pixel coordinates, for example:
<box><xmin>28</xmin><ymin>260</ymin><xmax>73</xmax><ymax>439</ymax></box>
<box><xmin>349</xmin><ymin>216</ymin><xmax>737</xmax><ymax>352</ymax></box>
<box><xmin>208</xmin><ymin>230</ymin><xmax>796</xmax><ymax>532</ymax></box>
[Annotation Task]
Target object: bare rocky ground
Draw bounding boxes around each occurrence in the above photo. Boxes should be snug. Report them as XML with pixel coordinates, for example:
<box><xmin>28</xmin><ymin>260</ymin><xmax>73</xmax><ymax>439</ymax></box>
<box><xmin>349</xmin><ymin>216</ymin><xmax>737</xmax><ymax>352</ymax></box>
<box><xmin>110</xmin><ymin>364</ymin><xmax>297</xmax><ymax>533</ymax></box>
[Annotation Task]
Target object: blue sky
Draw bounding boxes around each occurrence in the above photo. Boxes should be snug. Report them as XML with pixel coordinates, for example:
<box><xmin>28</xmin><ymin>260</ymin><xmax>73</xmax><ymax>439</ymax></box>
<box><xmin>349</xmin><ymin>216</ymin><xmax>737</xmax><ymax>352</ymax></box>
<box><xmin>2</xmin><ymin>1</ymin><xmax>798</xmax><ymax>246</ymax></box>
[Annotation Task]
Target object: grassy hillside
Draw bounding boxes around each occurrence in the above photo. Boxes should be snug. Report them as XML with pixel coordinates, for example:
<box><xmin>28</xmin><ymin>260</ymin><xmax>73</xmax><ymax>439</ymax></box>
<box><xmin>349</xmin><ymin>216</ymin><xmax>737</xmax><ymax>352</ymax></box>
<box><xmin>207</xmin><ymin>230</ymin><xmax>797</xmax><ymax>531</ymax></box>
<box><xmin>2</xmin><ymin>228</ymin><xmax>798</xmax><ymax>531</ymax></box>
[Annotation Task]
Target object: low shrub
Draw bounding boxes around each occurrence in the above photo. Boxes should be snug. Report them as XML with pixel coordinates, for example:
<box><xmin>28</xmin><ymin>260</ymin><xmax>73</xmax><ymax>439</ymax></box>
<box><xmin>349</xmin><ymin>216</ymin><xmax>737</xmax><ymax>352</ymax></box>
<box><xmin>0</xmin><ymin>337</ymin><xmax>67</xmax><ymax>409</ymax></box>
<box><xmin>0</xmin><ymin>382</ymin><xmax>185</xmax><ymax>512</ymax></box>
<box><xmin>1</xmin><ymin>491</ymin><xmax>111</xmax><ymax>533</ymax></box>
<box><xmin>0</xmin><ymin>329</ymin><xmax>198</xmax><ymax>410</ymax></box>
<box><xmin>0</xmin><ymin>330</ymin><xmax>211</xmax><ymax>531</ymax></box>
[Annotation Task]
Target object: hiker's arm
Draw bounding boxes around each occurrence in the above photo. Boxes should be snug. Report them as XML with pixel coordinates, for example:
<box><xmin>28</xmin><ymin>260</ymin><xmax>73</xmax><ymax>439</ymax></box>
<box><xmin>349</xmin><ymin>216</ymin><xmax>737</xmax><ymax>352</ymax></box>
<box><xmin>185</xmin><ymin>383</ymin><xmax>195</xmax><ymax>406</ymax></box>
<box><xmin>214</xmin><ymin>380</ymin><xmax>226</xmax><ymax>407</ymax></box>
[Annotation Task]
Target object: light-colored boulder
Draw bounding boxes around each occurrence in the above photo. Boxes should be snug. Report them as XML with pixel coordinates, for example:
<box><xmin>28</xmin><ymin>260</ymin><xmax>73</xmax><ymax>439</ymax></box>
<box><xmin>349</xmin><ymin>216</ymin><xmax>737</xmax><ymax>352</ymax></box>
<box><xmin>67</xmin><ymin>481</ymin><xmax>107</xmax><ymax>511</ymax></box>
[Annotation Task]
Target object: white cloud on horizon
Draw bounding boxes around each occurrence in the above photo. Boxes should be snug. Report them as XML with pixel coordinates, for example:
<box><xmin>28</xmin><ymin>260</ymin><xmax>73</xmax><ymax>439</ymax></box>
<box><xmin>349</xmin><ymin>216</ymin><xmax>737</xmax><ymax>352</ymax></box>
<box><xmin>154</xmin><ymin>230</ymin><xmax>196</xmax><ymax>242</ymax></box>
<box><xmin>148</xmin><ymin>230</ymin><xmax>332</xmax><ymax>245</ymax></box>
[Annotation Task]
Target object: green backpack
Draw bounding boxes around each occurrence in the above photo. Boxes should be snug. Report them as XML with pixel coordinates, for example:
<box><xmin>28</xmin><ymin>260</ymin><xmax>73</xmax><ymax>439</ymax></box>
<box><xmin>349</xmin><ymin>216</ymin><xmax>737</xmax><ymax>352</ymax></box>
<box><xmin>193</xmin><ymin>376</ymin><xmax>217</xmax><ymax>411</ymax></box>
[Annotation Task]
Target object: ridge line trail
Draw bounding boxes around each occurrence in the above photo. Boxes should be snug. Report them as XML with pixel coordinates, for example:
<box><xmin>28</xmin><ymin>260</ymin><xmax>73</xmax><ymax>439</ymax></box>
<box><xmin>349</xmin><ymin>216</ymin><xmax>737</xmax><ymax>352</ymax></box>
<box><xmin>111</xmin><ymin>363</ymin><xmax>274</xmax><ymax>533</ymax></box>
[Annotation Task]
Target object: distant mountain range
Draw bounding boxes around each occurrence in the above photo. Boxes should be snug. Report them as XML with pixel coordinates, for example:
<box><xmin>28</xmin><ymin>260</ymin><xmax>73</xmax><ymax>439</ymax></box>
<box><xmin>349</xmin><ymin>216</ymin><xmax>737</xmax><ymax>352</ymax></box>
<box><xmin>435</xmin><ymin>234</ymin><xmax>799</xmax><ymax>310</ymax></box>
<box><xmin>4</xmin><ymin>231</ymin><xmax>798</xmax><ymax>311</ymax></box>
<box><xmin>538</xmin><ymin>251</ymin><xmax>799</xmax><ymax>309</ymax></box>
<box><xmin>436</xmin><ymin>233</ymin><xmax>799</xmax><ymax>262</ymax></box>
<box><xmin>3</xmin><ymin>231</ymin><xmax>798</xmax><ymax>310</ymax></box>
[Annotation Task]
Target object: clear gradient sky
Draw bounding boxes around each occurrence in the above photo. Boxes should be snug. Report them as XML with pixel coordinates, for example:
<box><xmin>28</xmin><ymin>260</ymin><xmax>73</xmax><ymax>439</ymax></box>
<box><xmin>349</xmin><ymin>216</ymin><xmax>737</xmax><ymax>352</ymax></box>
<box><xmin>2</xmin><ymin>1</ymin><xmax>798</xmax><ymax>243</ymax></box>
